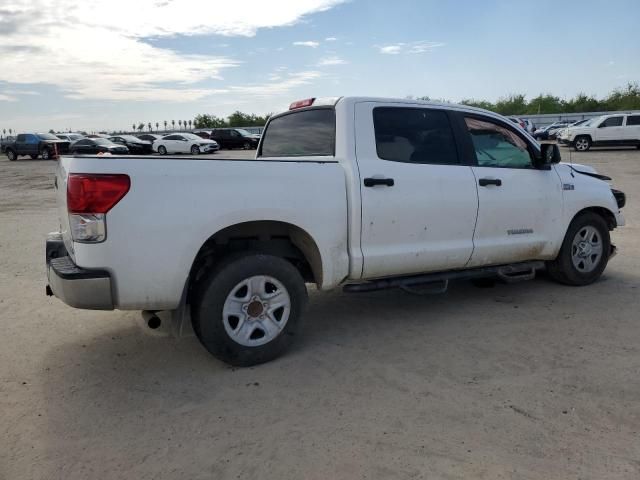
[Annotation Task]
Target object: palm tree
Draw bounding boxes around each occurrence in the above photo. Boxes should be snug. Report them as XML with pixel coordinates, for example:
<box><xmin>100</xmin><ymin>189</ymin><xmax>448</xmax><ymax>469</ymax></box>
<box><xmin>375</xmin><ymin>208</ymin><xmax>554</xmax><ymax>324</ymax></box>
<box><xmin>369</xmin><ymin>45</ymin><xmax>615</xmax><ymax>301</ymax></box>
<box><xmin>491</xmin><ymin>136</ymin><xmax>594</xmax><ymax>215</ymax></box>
<box><xmin>148</xmin><ymin>122</ymin><xmax>152</xmax><ymax>132</ymax></box>
<box><xmin>9</xmin><ymin>128</ymin><xmax>12</xmax><ymax>136</ymax></box>
<box><xmin>164</xmin><ymin>120</ymin><xmax>168</xmax><ymax>132</ymax></box>
<box><xmin>188</xmin><ymin>120</ymin><xmax>192</xmax><ymax>130</ymax></box>
<box><xmin>155</xmin><ymin>122</ymin><xmax>159</xmax><ymax>132</ymax></box>
<box><xmin>171</xmin><ymin>120</ymin><xmax>175</xmax><ymax>131</ymax></box>
<box><xmin>183</xmin><ymin>120</ymin><xmax>187</xmax><ymax>131</ymax></box>
<box><xmin>132</xmin><ymin>123</ymin><xmax>136</xmax><ymax>132</ymax></box>
<box><xmin>137</xmin><ymin>122</ymin><xmax>144</xmax><ymax>132</ymax></box>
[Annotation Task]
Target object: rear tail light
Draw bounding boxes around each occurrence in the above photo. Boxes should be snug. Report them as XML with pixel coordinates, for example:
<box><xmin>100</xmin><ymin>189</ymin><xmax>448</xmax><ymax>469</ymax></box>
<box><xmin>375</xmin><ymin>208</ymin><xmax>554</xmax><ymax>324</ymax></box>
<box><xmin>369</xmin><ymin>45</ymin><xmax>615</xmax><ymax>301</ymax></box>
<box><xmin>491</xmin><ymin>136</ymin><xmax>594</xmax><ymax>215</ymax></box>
<box><xmin>289</xmin><ymin>98</ymin><xmax>315</xmax><ymax>110</ymax></box>
<box><xmin>67</xmin><ymin>174</ymin><xmax>130</xmax><ymax>242</ymax></box>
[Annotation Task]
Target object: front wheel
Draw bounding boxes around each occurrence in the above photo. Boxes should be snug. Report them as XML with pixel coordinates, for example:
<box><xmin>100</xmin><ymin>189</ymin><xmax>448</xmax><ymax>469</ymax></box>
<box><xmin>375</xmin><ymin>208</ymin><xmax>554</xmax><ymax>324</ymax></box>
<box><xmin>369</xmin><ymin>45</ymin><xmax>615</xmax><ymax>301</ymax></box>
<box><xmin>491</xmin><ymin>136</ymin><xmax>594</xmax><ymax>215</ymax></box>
<box><xmin>547</xmin><ymin>212</ymin><xmax>610</xmax><ymax>286</ymax></box>
<box><xmin>190</xmin><ymin>145</ymin><xmax>200</xmax><ymax>155</ymax></box>
<box><xmin>157</xmin><ymin>145</ymin><xmax>167</xmax><ymax>155</ymax></box>
<box><xmin>243</xmin><ymin>141</ymin><xmax>251</xmax><ymax>150</ymax></box>
<box><xmin>192</xmin><ymin>254</ymin><xmax>308</xmax><ymax>366</ymax></box>
<box><xmin>574</xmin><ymin>136</ymin><xmax>591</xmax><ymax>152</ymax></box>
<box><xmin>6</xmin><ymin>149</ymin><xmax>17</xmax><ymax>161</ymax></box>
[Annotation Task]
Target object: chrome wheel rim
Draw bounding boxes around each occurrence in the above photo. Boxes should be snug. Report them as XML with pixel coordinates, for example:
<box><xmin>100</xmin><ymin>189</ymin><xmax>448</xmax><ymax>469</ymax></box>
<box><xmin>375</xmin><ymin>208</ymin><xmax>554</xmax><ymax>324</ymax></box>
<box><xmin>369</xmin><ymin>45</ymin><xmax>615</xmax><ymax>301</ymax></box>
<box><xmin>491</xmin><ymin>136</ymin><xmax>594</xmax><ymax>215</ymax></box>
<box><xmin>575</xmin><ymin>138</ymin><xmax>588</xmax><ymax>151</ymax></box>
<box><xmin>191</xmin><ymin>145</ymin><xmax>199</xmax><ymax>154</ymax></box>
<box><xmin>571</xmin><ymin>225</ymin><xmax>603</xmax><ymax>273</ymax></box>
<box><xmin>222</xmin><ymin>275</ymin><xmax>291</xmax><ymax>347</ymax></box>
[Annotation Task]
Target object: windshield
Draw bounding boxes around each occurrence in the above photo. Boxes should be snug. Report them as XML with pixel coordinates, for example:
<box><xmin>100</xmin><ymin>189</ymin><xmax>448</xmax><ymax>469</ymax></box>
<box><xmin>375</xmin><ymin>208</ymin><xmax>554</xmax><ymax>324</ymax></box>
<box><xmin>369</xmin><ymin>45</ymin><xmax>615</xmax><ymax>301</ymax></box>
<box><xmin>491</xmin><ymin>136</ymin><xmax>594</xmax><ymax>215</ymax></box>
<box><xmin>93</xmin><ymin>138</ymin><xmax>112</xmax><ymax>145</ymax></box>
<box><xmin>37</xmin><ymin>133</ymin><xmax>59</xmax><ymax>140</ymax></box>
<box><xmin>235</xmin><ymin>129</ymin><xmax>252</xmax><ymax>136</ymax></box>
<box><xmin>181</xmin><ymin>133</ymin><xmax>201</xmax><ymax>140</ymax></box>
<box><xmin>120</xmin><ymin>135</ymin><xmax>142</xmax><ymax>142</ymax></box>
<box><xmin>68</xmin><ymin>134</ymin><xmax>83</xmax><ymax>140</ymax></box>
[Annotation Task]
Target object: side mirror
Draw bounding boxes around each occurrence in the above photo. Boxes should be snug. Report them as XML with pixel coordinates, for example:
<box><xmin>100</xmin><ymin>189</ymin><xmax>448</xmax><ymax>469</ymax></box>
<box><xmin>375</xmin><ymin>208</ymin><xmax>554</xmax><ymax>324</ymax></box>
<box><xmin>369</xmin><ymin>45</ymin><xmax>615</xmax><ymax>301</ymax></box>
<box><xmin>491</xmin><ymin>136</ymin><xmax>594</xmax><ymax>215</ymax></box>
<box><xmin>537</xmin><ymin>143</ymin><xmax>561</xmax><ymax>167</ymax></box>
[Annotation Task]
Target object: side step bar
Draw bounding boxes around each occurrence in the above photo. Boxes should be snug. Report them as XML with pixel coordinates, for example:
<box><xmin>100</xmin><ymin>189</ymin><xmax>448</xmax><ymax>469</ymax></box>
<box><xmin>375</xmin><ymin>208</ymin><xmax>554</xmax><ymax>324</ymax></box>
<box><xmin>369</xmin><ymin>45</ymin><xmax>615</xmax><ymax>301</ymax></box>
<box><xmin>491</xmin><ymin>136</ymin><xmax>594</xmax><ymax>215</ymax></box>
<box><xmin>343</xmin><ymin>261</ymin><xmax>545</xmax><ymax>293</ymax></box>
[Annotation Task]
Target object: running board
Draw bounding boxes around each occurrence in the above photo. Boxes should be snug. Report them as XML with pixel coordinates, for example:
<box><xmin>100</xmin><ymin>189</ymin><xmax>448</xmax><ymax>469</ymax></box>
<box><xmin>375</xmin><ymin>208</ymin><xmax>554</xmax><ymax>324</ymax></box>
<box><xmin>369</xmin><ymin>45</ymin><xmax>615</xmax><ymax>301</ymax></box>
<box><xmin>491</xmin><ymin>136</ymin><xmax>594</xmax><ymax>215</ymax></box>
<box><xmin>343</xmin><ymin>261</ymin><xmax>545</xmax><ymax>293</ymax></box>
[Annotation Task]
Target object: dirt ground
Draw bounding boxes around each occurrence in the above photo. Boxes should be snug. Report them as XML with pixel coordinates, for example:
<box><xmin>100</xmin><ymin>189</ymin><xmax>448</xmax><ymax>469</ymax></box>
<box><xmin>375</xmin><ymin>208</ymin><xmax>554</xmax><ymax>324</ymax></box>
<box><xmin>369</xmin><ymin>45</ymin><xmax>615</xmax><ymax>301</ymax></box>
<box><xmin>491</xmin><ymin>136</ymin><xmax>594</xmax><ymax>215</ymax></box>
<box><xmin>1</xmin><ymin>148</ymin><xmax>639</xmax><ymax>480</ymax></box>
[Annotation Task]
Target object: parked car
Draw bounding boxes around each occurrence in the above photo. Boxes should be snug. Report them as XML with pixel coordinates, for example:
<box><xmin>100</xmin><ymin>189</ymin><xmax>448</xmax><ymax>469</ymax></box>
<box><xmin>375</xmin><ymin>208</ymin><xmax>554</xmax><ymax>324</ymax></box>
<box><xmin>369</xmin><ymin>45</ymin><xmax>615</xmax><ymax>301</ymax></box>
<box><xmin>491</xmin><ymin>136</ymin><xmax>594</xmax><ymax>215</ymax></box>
<box><xmin>554</xmin><ymin>119</ymin><xmax>591</xmax><ymax>141</ymax></box>
<box><xmin>108</xmin><ymin>135</ymin><xmax>153</xmax><ymax>154</ymax></box>
<box><xmin>4</xmin><ymin>133</ymin><xmax>70</xmax><ymax>160</ymax></box>
<box><xmin>523</xmin><ymin>119</ymin><xmax>535</xmax><ymax>134</ymax></box>
<box><xmin>508</xmin><ymin>116</ymin><xmax>526</xmax><ymax>130</ymax></box>
<box><xmin>69</xmin><ymin>138</ymin><xmax>129</xmax><ymax>154</ymax></box>
<box><xmin>136</xmin><ymin>134</ymin><xmax>163</xmax><ymax>144</ymax></box>
<box><xmin>557</xmin><ymin>113</ymin><xmax>640</xmax><ymax>151</ymax></box>
<box><xmin>86</xmin><ymin>133</ymin><xmax>110</xmax><ymax>139</ymax></box>
<box><xmin>154</xmin><ymin>133</ymin><xmax>219</xmax><ymax>154</ymax></box>
<box><xmin>56</xmin><ymin>133</ymin><xmax>85</xmax><ymax>143</ymax></box>
<box><xmin>193</xmin><ymin>130</ymin><xmax>211</xmax><ymax>139</ymax></box>
<box><xmin>1</xmin><ymin>135</ymin><xmax>16</xmax><ymax>153</ymax></box>
<box><xmin>533</xmin><ymin>122</ymin><xmax>572</xmax><ymax>141</ymax></box>
<box><xmin>210</xmin><ymin>128</ymin><xmax>260</xmax><ymax>149</ymax></box>
<box><xmin>45</xmin><ymin>96</ymin><xmax>626</xmax><ymax>366</ymax></box>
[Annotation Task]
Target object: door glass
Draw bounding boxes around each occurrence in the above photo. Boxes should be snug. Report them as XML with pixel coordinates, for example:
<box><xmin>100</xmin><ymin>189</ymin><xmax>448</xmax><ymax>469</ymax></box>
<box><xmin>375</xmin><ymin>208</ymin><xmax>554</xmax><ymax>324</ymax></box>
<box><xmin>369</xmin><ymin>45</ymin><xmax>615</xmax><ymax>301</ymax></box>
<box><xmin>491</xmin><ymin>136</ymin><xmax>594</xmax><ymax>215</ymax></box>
<box><xmin>626</xmin><ymin>115</ymin><xmax>640</xmax><ymax>126</ymax></box>
<box><xmin>260</xmin><ymin>109</ymin><xmax>335</xmax><ymax>157</ymax></box>
<box><xmin>373</xmin><ymin>107</ymin><xmax>459</xmax><ymax>164</ymax></box>
<box><xmin>601</xmin><ymin>116</ymin><xmax>623</xmax><ymax>127</ymax></box>
<box><xmin>465</xmin><ymin>117</ymin><xmax>533</xmax><ymax>169</ymax></box>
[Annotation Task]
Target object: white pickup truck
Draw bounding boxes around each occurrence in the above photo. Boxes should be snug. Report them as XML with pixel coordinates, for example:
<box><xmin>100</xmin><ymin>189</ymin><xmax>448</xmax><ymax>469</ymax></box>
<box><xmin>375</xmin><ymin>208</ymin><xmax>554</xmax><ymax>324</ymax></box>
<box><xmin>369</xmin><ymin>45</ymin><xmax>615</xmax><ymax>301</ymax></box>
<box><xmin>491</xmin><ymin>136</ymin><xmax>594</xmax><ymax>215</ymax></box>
<box><xmin>46</xmin><ymin>97</ymin><xmax>626</xmax><ymax>366</ymax></box>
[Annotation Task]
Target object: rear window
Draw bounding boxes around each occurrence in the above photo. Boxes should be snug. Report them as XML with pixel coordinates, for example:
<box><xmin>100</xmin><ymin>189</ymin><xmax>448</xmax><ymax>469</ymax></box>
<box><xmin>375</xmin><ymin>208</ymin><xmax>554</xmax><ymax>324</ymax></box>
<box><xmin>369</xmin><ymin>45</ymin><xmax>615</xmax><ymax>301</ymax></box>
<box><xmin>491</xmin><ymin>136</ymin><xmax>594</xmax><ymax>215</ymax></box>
<box><xmin>260</xmin><ymin>109</ymin><xmax>335</xmax><ymax>157</ymax></box>
<box><xmin>627</xmin><ymin>115</ymin><xmax>640</xmax><ymax>126</ymax></box>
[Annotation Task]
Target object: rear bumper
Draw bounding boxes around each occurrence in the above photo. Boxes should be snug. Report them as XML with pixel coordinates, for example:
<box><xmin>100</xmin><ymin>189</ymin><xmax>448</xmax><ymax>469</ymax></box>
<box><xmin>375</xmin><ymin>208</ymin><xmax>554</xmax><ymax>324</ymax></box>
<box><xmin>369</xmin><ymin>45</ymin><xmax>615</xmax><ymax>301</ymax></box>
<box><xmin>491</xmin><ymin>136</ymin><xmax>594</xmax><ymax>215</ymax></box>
<box><xmin>46</xmin><ymin>234</ymin><xmax>114</xmax><ymax>310</ymax></box>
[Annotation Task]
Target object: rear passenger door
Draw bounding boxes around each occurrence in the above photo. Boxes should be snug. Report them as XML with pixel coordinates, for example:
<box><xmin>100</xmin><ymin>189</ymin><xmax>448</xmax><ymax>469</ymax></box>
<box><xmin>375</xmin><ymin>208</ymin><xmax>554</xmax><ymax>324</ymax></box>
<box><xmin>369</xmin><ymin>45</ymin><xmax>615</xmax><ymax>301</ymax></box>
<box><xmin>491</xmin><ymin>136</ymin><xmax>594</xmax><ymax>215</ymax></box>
<box><xmin>624</xmin><ymin>115</ymin><xmax>640</xmax><ymax>144</ymax></box>
<box><xmin>355</xmin><ymin>103</ymin><xmax>479</xmax><ymax>279</ymax></box>
<box><xmin>457</xmin><ymin>114</ymin><xmax>563</xmax><ymax>267</ymax></box>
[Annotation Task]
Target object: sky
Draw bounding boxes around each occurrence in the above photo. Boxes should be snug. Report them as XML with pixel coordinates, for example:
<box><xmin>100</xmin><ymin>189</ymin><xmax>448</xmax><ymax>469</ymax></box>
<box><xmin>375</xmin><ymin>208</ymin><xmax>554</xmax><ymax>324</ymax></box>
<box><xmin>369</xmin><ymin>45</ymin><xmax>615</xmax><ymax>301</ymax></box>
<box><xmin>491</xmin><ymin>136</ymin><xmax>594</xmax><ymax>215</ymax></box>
<box><xmin>0</xmin><ymin>0</ymin><xmax>639</xmax><ymax>132</ymax></box>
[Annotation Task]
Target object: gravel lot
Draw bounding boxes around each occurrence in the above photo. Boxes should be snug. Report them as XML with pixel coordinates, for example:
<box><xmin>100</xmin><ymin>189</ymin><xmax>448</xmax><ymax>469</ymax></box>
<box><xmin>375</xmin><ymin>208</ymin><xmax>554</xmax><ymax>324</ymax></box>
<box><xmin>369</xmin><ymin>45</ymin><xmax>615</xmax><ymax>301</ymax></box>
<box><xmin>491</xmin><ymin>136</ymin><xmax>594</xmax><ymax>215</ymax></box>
<box><xmin>1</xmin><ymin>148</ymin><xmax>639</xmax><ymax>480</ymax></box>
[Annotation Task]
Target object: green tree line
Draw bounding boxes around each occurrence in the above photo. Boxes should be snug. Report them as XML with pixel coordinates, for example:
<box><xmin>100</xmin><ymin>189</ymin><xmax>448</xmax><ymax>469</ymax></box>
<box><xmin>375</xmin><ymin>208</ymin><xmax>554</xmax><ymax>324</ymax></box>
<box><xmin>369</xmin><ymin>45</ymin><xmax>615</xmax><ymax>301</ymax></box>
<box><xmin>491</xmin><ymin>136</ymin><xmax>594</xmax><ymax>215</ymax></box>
<box><xmin>194</xmin><ymin>111</ymin><xmax>272</xmax><ymax>129</ymax></box>
<box><xmin>415</xmin><ymin>82</ymin><xmax>640</xmax><ymax>116</ymax></box>
<box><xmin>457</xmin><ymin>82</ymin><xmax>640</xmax><ymax>116</ymax></box>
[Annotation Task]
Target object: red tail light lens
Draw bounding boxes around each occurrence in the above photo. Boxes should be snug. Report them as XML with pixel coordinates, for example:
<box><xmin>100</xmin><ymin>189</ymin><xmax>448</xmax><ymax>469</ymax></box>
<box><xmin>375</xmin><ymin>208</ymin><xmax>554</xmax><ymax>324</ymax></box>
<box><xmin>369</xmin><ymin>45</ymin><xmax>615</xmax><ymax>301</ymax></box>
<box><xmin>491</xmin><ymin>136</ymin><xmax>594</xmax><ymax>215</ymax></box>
<box><xmin>289</xmin><ymin>98</ymin><xmax>315</xmax><ymax>110</ymax></box>
<box><xmin>67</xmin><ymin>173</ymin><xmax>130</xmax><ymax>214</ymax></box>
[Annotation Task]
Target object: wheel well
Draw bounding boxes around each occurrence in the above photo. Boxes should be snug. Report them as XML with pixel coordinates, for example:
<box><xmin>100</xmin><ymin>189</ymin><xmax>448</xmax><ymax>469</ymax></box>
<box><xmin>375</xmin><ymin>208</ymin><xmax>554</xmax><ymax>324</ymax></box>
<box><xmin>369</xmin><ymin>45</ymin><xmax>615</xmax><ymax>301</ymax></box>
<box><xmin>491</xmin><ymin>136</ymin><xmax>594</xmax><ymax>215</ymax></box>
<box><xmin>188</xmin><ymin>221</ymin><xmax>323</xmax><ymax>298</ymax></box>
<box><xmin>574</xmin><ymin>134</ymin><xmax>592</xmax><ymax>141</ymax></box>
<box><xmin>575</xmin><ymin>207</ymin><xmax>616</xmax><ymax>230</ymax></box>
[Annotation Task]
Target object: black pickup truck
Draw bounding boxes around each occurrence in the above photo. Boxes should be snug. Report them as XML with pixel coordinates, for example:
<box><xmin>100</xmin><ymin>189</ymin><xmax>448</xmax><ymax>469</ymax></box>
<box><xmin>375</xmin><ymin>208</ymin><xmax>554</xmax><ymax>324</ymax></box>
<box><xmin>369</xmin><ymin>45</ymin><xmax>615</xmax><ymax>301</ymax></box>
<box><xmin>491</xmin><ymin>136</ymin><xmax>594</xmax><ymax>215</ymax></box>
<box><xmin>4</xmin><ymin>133</ymin><xmax>70</xmax><ymax>161</ymax></box>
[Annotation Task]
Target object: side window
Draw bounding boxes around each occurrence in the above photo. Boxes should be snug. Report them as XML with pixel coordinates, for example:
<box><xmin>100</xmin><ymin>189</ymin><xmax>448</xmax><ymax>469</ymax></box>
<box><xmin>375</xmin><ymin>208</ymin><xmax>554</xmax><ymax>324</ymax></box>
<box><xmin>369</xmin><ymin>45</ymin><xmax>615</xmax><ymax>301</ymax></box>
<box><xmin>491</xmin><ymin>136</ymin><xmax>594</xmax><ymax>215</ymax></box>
<box><xmin>260</xmin><ymin>109</ymin><xmax>335</xmax><ymax>157</ymax></box>
<box><xmin>164</xmin><ymin>135</ymin><xmax>179</xmax><ymax>140</ymax></box>
<box><xmin>626</xmin><ymin>115</ymin><xmax>640</xmax><ymax>126</ymax></box>
<box><xmin>26</xmin><ymin>134</ymin><xmax>39</xmax><ymax>144</ymax></box>
<box><xmin>230</xmin><ymin>130</ymin><xmax>240</xmax><ymax>137</ymax></box>
<box><xmin>601</xmin><ymin>116</ymin><xmax>623</xmax><ymax>127</ymax></box>
<box><xmin>17</xmin><ymin>134</ymin><xmax>26</xmax><ymax>142</ymax></box>
<box><xmin>76</xmin><ymin>140</ymin><xmax>89</xmax><ymax>146</ymax></box>
<box><xmin>465</xmin><ymin>117</ymin><xmax>533</xmax><ymax>169</ymax></box>
<box><xmin>373</xmin><ymin>107</ymin><xmax>459</xmax><ymax>164</ymax></box>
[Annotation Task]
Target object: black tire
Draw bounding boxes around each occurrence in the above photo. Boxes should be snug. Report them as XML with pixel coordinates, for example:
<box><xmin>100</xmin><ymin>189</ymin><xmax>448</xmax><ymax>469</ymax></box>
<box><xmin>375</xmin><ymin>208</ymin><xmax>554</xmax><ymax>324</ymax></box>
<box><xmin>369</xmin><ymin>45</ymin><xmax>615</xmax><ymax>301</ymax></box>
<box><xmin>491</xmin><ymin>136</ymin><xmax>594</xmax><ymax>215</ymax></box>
<box><xmin>192</xmin><ymin>253</ymin><xmax>307</xmax><ymax>366</ymax></box>
<box><xmin>190</xmin><ymin>145</ymin><xmax>200</xmax><ymax>155</ymax></box>
<box><xmin>573</xmin><ymin>135</ymin><xmax>591</xmax><ymax>152</ymax></box>
<box><xmin>243</xmin><ymin>141</ymin><xmax>251</xmax><ymax>150</ymax></box>
<box><xmin>6</xmin><ymin>149</ymin><xmax>17</xmax><ymax>161</ymax></box>
<box><xmin>30</xmin><ymin>154</ymin><xmax>39</xmax><ymax>159</ymax></box>
<box><xmin>157</xmin><ymin>145</ymin><xmax>167</xmax><ymax>155</ymax></box>
<box><xmin>41</xmin><ymin>148</ymin><xmax>51</xmax><ymax>160</ymax></box>
<box><xmin>546</xmin><ymin>212</ymin><xmax>610</xmax><ymax>286</ymax></box>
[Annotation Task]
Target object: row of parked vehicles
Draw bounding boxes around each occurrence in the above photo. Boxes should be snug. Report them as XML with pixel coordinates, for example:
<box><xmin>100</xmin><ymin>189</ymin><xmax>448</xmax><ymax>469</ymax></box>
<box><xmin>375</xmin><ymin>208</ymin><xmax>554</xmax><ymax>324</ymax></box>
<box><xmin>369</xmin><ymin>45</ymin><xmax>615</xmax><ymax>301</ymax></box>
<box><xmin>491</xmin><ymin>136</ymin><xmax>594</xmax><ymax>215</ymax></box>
<box><xmin>2</xmin><ymin>128</ymin><xmax>261</xmax><ymax>160</ymax></box>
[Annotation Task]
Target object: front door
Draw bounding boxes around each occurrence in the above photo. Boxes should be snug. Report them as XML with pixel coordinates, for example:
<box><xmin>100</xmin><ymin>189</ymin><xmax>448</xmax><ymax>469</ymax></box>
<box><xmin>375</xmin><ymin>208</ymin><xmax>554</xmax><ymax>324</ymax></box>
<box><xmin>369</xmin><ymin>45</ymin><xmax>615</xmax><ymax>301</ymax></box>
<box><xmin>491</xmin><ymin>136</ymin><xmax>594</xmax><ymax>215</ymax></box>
<box><xmin>624</xmin><ymin>114</ymin><xmax>640</xmax><ymax>143</ymax></box>
<box><xmin>458</xmin><ymin>114</ymin><xmax>563</xmax><ymax>267</ymax></box>
<box><xmin>594</xmin><ymin>115</ymin><xmax>624</xmax><ymax>144</ymax></box>
<box><xmin>355</xmin><ymin>103</ymin><xmax>479</xmax><ymax>279</ymax></box>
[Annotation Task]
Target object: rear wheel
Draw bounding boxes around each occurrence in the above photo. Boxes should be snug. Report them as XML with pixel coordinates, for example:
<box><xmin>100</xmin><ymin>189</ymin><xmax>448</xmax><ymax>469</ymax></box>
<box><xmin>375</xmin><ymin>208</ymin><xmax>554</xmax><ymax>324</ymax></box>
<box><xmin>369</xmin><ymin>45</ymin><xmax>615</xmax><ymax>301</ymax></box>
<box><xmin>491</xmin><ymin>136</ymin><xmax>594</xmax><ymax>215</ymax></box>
<box><xmin>574</xmin><ymin>136</ymin><xmax>591</xmax><ymax>152</ymax></box>
<box><xmin>190</xmin><ymin>145</ymin><xmax>200</xmax><ymax>155</ymax></box>
<box><xmin>547</xmin><ymin>212</ymin><xmax>610</xmax><ymax>286</ymax></box>
<box><xmin>157</xmin><ymin>145</ymin><xmax>167</xmax><ymax>155</ymax></box>
<box><xmin>6</xmin><ymin>149</ymin><xmax>17</xmax><ymax>161</ymax></box>
<box><xmin>192</xmin><ymin>254</ymin><xmax>307</xmax><ymax>366</ymax></box>
<box><xmin>41</xmin><ymin>148</ymin><xmax>51</xmax><ymax>160</ymax></box>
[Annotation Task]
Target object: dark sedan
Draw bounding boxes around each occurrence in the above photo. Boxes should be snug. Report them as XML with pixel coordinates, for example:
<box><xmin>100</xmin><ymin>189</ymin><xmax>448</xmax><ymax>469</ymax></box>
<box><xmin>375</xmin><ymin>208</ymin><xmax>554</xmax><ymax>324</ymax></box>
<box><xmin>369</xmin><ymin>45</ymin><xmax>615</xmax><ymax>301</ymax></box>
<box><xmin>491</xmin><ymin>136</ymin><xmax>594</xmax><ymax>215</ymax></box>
<box><xmin>109</xmin><ymin>135</ymin><xmax>153</xmax><ymax>154</ymax></box>
<box><xmin>70</xmin><ymin>138</ymin><xmax>129</xmax><ymax>155</ymax></box>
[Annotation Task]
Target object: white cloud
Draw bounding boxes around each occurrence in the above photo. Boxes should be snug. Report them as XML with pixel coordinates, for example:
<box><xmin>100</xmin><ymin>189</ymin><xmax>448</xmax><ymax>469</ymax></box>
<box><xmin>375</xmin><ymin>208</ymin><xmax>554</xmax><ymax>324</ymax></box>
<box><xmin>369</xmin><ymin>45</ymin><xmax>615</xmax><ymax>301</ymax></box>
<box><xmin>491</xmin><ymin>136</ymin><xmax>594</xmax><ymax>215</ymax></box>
<box><xmin>377</xmin><ymin>41</ymin><xmax>445</xmax><ymax>55</ymax></box>
<box><xmin>317</xmin><ymin>56</ymin><xmax>347</xmax><ymax>66</ymax></box>
<box><xmin>325</xmin><ymin>37</ymin><xmax>337</xmax><ymax>41</ymax></box>
<box><xmin>293</xmin><ymin>41</ymin><xmax>320</xmax><ymax>48</ymax></box>
<box><xmin>0</xmin><ymin>0</ymin><xmax>345</xmax><ymax>102</ymax></box>
<box><xmin>226</xmin><ymin>71</ymin><xmax>323</xmax><ymax>97</ymax></box>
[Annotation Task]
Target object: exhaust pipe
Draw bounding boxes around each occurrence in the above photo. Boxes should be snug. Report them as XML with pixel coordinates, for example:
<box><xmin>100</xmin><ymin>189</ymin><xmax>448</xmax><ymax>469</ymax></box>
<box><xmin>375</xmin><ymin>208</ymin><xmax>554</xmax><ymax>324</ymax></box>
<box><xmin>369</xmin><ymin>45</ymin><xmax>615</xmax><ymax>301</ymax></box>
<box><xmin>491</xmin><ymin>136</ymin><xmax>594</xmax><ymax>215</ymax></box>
<box><xmin>141</xmin><ymin>310</ymin><xmax>162</xmax><ymax>330</ymax></box>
